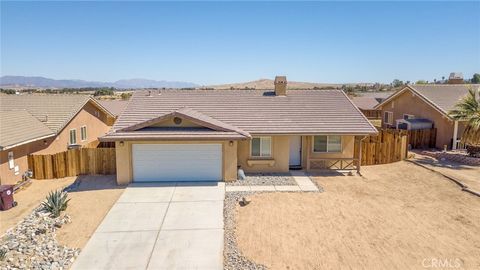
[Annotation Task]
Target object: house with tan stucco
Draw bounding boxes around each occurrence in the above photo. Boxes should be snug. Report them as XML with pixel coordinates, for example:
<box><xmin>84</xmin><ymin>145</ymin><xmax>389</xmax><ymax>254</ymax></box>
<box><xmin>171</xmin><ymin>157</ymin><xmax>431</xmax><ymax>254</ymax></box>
<box><xmin>0</xmin><ymin>94</ymin><xmax>116</xmax><ymax>185</ymax></box>
<box><xmin>101</xmin><ymin>76</ymin><xmax>378</xmax><ymax>184</ymax></box>
<box><xmin>375</xmin><ymin>84</ymin><xmax>479</xmax><ymax>150</ymax></box>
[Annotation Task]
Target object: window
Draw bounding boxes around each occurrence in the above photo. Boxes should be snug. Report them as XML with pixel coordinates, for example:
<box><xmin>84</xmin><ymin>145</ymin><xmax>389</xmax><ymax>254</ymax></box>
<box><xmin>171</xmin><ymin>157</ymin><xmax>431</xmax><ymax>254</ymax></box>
<box><xmin>8</xmin><ymin>151</ymin><xmax>14</xmax><ymax>169</ymax></box>
<box><xmin>251</xmin><ymin>137</ymin><xmax>272</xmax><ymax>157</ymax></box>
<box><xmin>313</xmin><ymin>135</ymin><xmax>342</xmax><ymax>153</ymax></box>
<box><xmin>403</xmin><ymin>114</ymin><xmax>414</xmax><ymax>120</ymax></box>
<box><xmin>384</xmin><ymin>111</ymin><xmax>393</xmax><ymax>125</ymax></box>
<box><xmin>81</xmin><ymin>126</ymin><xmax>87</xmax><ymax>141</ymax></box>
<box><xmin>69</xmin><ymin>129</ymin><xmax>77</xmax><ymax>145</ymax></box>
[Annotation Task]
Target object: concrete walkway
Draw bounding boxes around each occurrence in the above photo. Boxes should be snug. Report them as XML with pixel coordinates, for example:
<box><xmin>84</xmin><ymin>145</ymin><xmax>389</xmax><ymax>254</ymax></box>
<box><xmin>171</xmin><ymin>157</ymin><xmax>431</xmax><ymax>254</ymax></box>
<box><xmin>410</xmin><ymin>153</ymin><xmax>480</xmax><ymax>196</ymax></box>
<box><xmin>225</xmin><ymin>171</ymin><xmax>320</xmax><ymax>192</ymax></box>
<box><xmin>72</xmin><ymin>181</ymin><xmax>224</xmax><ymax>270</ymax></box>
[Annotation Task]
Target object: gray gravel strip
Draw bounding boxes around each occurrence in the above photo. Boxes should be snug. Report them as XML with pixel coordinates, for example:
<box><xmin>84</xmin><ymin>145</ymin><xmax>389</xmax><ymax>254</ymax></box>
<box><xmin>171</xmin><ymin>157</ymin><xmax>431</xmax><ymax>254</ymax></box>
<box><xmin>227</xmin><ymin>173</ymin><xmax>296</xmax><ymax>186</ymax></box>
<box><xmin>224</xmin><ymin>192</ymin><xmax>267</xmax><ymax>270</ymax></box>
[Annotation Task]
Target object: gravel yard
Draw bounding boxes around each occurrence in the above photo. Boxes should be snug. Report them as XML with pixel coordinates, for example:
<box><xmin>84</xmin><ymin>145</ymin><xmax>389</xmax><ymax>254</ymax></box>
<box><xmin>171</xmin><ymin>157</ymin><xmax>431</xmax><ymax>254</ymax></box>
<box><xmin>224</xmin><ymin>192</ymin><xmax>267</xmax><ymax>270</ymax></box>
<box><xmin>234</xmin><ymin>162</ymin><xmax>480</xmax><ymax>269</ymax></box>
<box><xmin>227</xmin><ymin>172</ymin><xmax>296</xmax><ymax>186</ymax></box>
<box><xmin>0</xmin><ymin>175</ymin><xmax>125</xmax><ymax>269</ymax></box>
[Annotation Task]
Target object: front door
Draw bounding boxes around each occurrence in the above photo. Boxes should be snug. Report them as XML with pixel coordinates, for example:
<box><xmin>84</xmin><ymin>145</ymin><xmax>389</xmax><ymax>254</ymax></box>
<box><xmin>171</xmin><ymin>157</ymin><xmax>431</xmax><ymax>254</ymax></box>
<box><xmin>289</xmin><ymin>136</ymin><xmax>302</xmax><ymax>167</ymax></box>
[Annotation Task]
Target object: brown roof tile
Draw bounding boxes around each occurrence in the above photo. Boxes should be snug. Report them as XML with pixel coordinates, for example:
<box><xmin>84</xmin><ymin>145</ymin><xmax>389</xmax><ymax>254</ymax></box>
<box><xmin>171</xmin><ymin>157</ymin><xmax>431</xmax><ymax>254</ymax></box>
<box><xmin>0</xmin><ymin>111</ymin><xmax>55</xmax><ymax>149</ymax></box>
<box><xmin>106</xmin><ymin>89</ymin><xmax>377</xmax><ymax>139</ymax></box>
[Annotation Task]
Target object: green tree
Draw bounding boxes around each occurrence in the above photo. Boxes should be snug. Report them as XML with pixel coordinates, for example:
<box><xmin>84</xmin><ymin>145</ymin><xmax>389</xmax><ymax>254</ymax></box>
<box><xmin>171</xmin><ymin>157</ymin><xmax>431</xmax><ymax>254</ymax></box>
<box><xmin>416</xmin><ymin>80</ymin><xmax>428</xmax><ymax>84</ymax></box>
<box><xmin>449</xmin><ymin>88</ymin><xmax>480</xmax><ymax>146</ymax></box>
<box><xmin>120</xmin><ymin>92</ymin><xmax>132</xmax><ymax>100</ymax></box>
<box><xmin>392</xmin><ymin>79</ymin><xmax>404</xmax><ymax>88</ymax></box>
<box><xmin>471</xmin><ymin>73</ymin><xmax>480</xmax><ymax>84</ymax></box>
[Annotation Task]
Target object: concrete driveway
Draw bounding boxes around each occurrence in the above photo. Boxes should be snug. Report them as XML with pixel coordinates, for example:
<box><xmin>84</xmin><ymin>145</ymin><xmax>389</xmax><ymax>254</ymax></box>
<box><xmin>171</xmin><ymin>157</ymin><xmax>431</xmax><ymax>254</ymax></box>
<box><xmin>72</xmin><ymin>181</ymin><xmax>225</xmax><ymax>270</ymax></box>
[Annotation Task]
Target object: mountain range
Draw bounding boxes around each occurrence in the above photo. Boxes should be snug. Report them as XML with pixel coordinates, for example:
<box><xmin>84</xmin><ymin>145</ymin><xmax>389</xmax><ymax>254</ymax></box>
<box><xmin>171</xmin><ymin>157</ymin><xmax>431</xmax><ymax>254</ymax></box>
<box><xmin>0</xmin><ymin>76</ymin><xmax>199</xmax><ymax>89</ymax></box>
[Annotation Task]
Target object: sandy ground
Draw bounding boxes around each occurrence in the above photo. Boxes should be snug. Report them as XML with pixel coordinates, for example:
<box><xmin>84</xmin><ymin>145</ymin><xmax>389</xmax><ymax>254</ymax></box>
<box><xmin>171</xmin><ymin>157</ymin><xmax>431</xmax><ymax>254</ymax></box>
<box><xmin>411</xmin><ymin>152</ymin><xmax>480</xmax><ymax>193</ymax></box>
<box><xmin>55</xmin><ymin>175</ymin><xmax>125</xmax><ymax>248</ymax></box>
<box><xmin>236</xmin><ymin>161</ymin><xmax>480</xmax><ymax>270</ymax></box>
<box><xmin>0</xmin><ymin>177</ymin><xmax>76</xmax><ymax>235</ymax></box>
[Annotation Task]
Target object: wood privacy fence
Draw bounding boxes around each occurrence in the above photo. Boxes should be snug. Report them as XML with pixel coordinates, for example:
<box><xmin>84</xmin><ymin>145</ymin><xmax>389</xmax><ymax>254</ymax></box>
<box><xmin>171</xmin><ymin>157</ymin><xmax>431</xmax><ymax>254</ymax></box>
<box><xmin>28</xmin><ymin>148</ymin><xmax>116</xmax><ymax>180</ymax></box>
<box><xmin>406</xmin><ymin>128</ymin><xmax>437</xmax><ymax>149</ymax></box>
<box><xmin>360</xmin><ymin>129</ymin><xmax>408</xmax><ymax>166</ymax></box>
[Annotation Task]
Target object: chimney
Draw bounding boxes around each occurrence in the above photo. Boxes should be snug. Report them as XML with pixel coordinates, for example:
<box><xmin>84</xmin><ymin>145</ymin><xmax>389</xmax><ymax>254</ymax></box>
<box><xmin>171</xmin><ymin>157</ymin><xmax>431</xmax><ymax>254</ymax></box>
<box><xmin>274</xmin><ymin>76</ymin><xmax>287</xmax><ymax>96</ymax></box>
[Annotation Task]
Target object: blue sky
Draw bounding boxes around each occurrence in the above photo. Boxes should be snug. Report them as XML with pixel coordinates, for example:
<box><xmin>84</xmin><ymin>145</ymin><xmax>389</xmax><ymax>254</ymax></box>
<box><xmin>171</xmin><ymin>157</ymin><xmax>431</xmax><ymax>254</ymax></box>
<box><xmin>1</xmin><ymin>1</ymin><xmax>479</xmax><ymax>85</ymax></box>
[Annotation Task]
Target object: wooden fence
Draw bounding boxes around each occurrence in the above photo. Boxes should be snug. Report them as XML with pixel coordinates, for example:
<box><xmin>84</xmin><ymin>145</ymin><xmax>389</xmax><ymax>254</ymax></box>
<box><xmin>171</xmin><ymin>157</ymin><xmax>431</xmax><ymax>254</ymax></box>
<box><xmin>406</xmin><ymin>128</ymin><xmax>437</xmax><ymax>149</ymax></box>
<box><xmin>28</xmin><ymin>148</ymin><xmax>116</xmax><ymax>180</ymax></box>
<box><xmin>360</xmin><ymin>129</ymin><xmax>408</xmax><ymax>166</ymax></box>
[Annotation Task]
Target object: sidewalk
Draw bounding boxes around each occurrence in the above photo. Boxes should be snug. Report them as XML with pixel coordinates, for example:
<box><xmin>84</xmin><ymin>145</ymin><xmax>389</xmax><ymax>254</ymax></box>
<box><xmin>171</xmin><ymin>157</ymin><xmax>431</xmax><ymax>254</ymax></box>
<box><xmin>409</xmin><ymin>152</ymin><xmax>480</xmax><ymax>195</ymax></box>
<box><xmin>225</xmin><ymin>171</ymin><xmax>320</xmax><ymax>192</ymax></box>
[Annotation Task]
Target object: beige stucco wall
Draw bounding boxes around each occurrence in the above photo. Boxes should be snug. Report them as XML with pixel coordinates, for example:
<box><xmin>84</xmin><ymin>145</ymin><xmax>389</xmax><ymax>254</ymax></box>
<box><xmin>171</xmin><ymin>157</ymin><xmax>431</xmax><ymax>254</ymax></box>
<box><xmin>114</xmin><ymin>140</ymin><xmax>238</xmax><ymax>185</ymax></box>
<box><xmin>35</xmin><ymin>102</ymin><xmax>112</xmax><ymax>154</ymax></box>
<box><xmin>237</xmin><ymin>135</ymin><xmax>355</xmax><ymax>173</ymax></box>
<box><xmin>380</xmin><ymin>89</ymin><xmax>456</xmax><ymax>149</ymax></box>
<box><xmin>237</xmin><ymin>135</ymin><xmax>290</xmax><ymax>173</ymax></box>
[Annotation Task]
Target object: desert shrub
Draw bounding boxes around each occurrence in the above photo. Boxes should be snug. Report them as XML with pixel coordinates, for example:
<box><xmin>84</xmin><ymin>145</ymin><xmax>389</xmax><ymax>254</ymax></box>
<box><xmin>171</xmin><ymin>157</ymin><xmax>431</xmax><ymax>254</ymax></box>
<box><xmin>41</xmin><ymin>190</ymin><xmax>70</xmax><ymax>217</ymax></box>
<box><xmin>0</xmin><ymin>248</ymin><xmax>7</xmax><ymax>261</ymax></box>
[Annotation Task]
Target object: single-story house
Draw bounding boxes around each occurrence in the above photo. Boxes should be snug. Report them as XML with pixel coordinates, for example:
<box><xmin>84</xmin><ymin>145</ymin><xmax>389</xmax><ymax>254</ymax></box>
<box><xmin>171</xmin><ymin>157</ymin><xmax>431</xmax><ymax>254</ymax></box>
<box><xmin>101</xmin><ymin>76</ymin><xmax>377</xmax><ymax>184</ymax></box>
<box><xmin>375</xmin><ymin>84</ymin><xmax>479</xmax><ymax>150</ymax></box>
<box><xmin>350</xmin><ymin>96</ymin><xmax>383</xmax><ymax>119</ymax></box>
<box><xmin>0</xmin><ymin>94</ymin><xmax>116</xmax><ymax>184</ymax></box>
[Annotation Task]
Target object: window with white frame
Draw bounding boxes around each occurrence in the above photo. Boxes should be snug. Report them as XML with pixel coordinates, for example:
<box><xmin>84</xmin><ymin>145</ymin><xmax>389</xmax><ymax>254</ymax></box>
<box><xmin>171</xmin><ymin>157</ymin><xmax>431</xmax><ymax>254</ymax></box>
<box><xmin>403</xmin><ymin>114</ymin><xmax>414</xmax><ymax>120</ymax></box>
<box><xmin>69</xmin><ymin>129</ymin><xmax>77</xmax><ymax>145</ymax></box>
<box><xmin>251</xmin><ymin>137</ymin><xmax>272</xmax><ymax>157</ymax></box>
<box><xmin>313</xmin><ymin>135</ymin><xmax>342</xmax><ymax>153</ymax></box>
<box><xmin>80</xmin><ymin>126</ymin><xmax>87</xmax><ymax>141</ymax></box>
<box><xmin>384</xmin><ymin>111</ymin><xmax>393</xmax><ymax>125</ymax></box>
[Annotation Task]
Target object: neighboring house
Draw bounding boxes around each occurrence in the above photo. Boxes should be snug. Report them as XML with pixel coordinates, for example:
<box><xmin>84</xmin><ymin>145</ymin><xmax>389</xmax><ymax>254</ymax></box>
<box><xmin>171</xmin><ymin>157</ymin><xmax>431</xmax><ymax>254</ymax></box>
<box><xmin>0</xmin><ymin>94</ymin><xmax>116</xmax><ymax>184</ymax></box>
<box><xmin>375</xmin><ymin>84</ymin><xmax>479</xmax><ymax>150</ymax></box>
<box><xmin>350</xmin><ymin>96</ymin><xmax>383</xmax><ymax>119</ymax></box>
<box><xmin>101</xmin><ymin>76</ymin><xmax>377</xmax><ymax>185</ymax></box>
<box><xmin>448</xmin><ymin>72</ymin><xmax>464</xmax><ymax>84</ymax></box>
<box><xmin>97</xmin><ymin>100</ymin><xmax>129</xmax><ymax>117</ymax></box>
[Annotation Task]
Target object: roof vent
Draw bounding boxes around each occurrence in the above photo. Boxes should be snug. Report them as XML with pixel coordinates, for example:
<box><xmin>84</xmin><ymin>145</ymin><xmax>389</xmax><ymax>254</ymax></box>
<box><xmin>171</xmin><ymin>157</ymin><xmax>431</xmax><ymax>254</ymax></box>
<box><xmin>274</xmin><ymin>76</ymin><xmax>287</xmax><ymax>96</ymax></box>
<box><xmin>173</xmin><ymin>117</ymin><xmax>182</xmax><ymax>125</ymax></box>
<box><xmin>40</xmin><ymin>115</ymin><xmax>48</xmax><ymax>122</ymax></box>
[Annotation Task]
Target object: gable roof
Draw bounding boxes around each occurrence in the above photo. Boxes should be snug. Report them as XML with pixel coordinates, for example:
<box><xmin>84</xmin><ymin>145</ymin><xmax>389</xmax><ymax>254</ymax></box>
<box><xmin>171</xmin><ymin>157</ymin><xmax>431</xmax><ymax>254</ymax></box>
<box><xmin>103</xmin><ymin>89</ymin><xmax>377</xmax><ymax>140</ymax></box>
<box><xmin>0</xmin><ymin>94</ymin><xmax>115</xmax><ymax>133</ymax></box>
<box><xmin>375</xmin><ymin>84</ymin><xmax>480</xmax><ymax>118</ymax></box>
<box><xmin>0</xmin><ymin>110</ymin><xmax>55</xmax><ymax>150</ymax></box>
<box><xmin>97</xmin><ymin>100</ymin><xmax>129</xmax><ymax>117</ymax></box>
<box><xmin>121</xmin><ymin>107</ymin><xmax>251</xmax><ymax>137</ymax></box>
<box><xmin>0</xmin><ymin>94</ymin><xmax>116</xmax><ymax>149</ymax></box>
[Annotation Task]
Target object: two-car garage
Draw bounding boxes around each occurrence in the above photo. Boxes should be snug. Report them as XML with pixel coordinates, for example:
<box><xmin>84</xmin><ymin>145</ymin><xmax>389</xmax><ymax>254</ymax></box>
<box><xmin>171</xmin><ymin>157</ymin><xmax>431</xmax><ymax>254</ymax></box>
<box><xmin>131</xmin><ymin>144</ymin><xmax>223</xmax><ymax>182</ymax></box>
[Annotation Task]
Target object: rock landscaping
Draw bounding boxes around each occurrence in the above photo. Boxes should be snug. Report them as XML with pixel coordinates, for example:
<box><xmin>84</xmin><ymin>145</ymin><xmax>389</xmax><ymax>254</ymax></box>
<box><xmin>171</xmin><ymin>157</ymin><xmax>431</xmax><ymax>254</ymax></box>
<box><xmin>224</xmin><ymin>192</ymin><xmax>267</xmax><ymax>270</ymax></box>
<box><xmin>420</xmin><ymin>150</ymin><xmax>480</xmax><ymax>166</ymax></box>
<box><xmin>0</xmin><ymin>207</ymin><xmax>79</xmax><ymax>270</ymax></box>
<box><xmin>227</xmin><ymin>172</ymin><xmax>296</xmax><ymax>186</ymax></box>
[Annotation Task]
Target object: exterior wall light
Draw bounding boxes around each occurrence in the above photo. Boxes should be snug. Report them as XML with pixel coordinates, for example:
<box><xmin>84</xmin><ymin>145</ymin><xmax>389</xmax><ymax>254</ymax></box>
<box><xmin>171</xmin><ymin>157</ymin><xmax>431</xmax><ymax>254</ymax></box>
<box><xmin>119</xmin><ymin>141</ymin><xmax>124</xmax><ymax>147</ymax></box>
<box><xmin>229</xmin><ymin>141</ymin><xmax>234</xmax><ymax>146</ymax></box>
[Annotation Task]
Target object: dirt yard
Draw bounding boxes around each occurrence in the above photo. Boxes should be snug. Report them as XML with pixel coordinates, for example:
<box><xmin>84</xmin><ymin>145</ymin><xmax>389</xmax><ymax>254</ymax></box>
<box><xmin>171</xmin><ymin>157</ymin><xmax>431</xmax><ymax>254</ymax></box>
<box><xmin>0</xmin><ymin>177</ymin><xmax>76</xmax><ymax>235</ymax></box>
<box><xmin>55</xmin><ymin>175</ymin><xmax>125</xmax><ymax>248</ymax></box>
<box><xmin>235</xmin><ymin>161</ymin><xmax>480</xmax><ymax>270</ymax></box>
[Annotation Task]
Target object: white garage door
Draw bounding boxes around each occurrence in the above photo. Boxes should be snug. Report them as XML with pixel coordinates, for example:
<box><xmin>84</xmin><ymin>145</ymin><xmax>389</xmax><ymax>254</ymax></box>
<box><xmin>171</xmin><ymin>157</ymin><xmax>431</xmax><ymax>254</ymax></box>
<box><xmin>132</xmin><ymin>144</ymin><xmax>222</xmax><ymax>182</ymax></box>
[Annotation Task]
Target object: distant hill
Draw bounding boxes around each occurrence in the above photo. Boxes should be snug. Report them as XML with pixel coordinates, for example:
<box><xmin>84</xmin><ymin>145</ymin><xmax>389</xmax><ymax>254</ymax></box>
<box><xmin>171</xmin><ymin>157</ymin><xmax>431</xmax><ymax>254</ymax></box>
<box><xmin>208</xmin><ymin>78</ymin><xmax>367</xmax><ymax>90</ymax></box>
<box><xmin>0</xmin><ymin>76</ymin><xmax>199</xmax><ymax>89</ymax></box>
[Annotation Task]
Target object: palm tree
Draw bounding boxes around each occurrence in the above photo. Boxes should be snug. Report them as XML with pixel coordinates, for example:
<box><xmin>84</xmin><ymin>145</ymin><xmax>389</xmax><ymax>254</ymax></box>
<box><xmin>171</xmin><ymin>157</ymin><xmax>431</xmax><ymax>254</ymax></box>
<box><xmin>449</xmin><ymin>87</ymin><xmax>480</xmax><ymax>146</ymax></box>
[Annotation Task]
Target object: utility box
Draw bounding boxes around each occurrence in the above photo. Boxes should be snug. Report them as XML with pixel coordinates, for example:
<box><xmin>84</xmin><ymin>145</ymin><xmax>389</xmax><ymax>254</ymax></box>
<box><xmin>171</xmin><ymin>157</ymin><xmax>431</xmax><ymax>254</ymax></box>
<box><xmin>0</xmin><ymin>185</ymin><xmax>16</xmax><ymax>211</ymax></box>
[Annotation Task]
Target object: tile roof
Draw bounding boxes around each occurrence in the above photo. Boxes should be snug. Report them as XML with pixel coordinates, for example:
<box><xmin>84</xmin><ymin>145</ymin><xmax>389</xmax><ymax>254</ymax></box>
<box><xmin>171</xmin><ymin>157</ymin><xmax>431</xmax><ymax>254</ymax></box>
<box><xmin>376</xmin><ymin>84</ymin><xmax>479</xmax><ymax>117</ymax></box>
<box><xmin>410</xmin><ymin>84</ymin><xmax>479</xmax><ymax>114</ymax></box>
<box><xmin>0</xmin><ymin>110</ymin><xmax>55</xmax><ymax>150</ymax></box>
<box><xmin>0</xmin><ymin>94</ymin><xmax>91</xmax><ymax>133</ymax></box>
<box><xmin>97</xmin><ymin>100</ymin><xmax>129</xmax><ymax>116</ymax></box>
<box><xmin>350</xmin><ymin>96</ymin><xmax>381</xmax><ymax>110</ymax></box>
<box><xmin>0</xmin><ymin>94</ymin><xmax>115</xmax><ymax>148</ymax></box>
<box><xmin>105</xmin><ymin>89</ymin><xmax>377</xmax><ymax>139</ymax></box>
